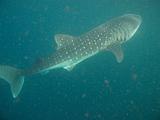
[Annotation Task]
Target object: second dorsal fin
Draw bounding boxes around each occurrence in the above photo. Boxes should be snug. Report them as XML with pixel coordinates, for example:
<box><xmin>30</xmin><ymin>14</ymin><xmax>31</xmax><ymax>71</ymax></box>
<box><xmin>54</xmin><ymin>34</ymin><xmax>76</xmax><ymax>49</ymax></box>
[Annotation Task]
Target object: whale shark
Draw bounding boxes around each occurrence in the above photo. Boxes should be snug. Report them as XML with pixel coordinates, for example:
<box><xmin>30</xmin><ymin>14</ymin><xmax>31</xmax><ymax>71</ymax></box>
<box><xmin>0</xmin><ymin>14</ymin><xmax>142</xmax><ymax>98</ymax></box>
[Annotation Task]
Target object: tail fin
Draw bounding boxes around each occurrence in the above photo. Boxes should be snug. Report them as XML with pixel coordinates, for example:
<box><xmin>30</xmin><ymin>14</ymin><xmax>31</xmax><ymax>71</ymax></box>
<box><xmin>0</xmin><ymin>65</ymin><xmax>24</xmax><ymax>98</ymax></box>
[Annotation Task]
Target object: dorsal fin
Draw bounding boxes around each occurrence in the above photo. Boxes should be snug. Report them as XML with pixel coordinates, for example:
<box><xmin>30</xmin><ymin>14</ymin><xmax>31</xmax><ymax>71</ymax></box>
<box><xmin>54</xmin><ymin>34</ymin><xmax>75</xmax><ymax>49</ymax></box>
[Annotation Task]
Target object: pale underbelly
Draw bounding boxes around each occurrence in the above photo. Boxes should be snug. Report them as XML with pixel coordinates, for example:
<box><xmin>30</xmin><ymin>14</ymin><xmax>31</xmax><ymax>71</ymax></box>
<box><xmin>45</xmin><ymin>50</ymin><xmax>99</xmax><ymax>72</ymax></box>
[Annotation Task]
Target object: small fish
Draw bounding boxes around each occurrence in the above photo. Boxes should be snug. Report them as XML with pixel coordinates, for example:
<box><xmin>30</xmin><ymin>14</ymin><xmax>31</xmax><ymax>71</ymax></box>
<box><xmin>0</xmin><ymin>14</ymin><xmax>142</xmax><ymax>98</ymax></box>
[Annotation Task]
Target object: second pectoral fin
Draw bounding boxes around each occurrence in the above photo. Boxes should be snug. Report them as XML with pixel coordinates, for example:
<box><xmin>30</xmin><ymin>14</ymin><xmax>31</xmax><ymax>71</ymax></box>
<box><xmin>109</xmin><ymin>44</ymin><xmax>124</xmax><ymax>63</ymax></box>
<box><xmin>64</xmin><ymin>64</ymin><xmax>76</xmax><ymax>71</ymax></box>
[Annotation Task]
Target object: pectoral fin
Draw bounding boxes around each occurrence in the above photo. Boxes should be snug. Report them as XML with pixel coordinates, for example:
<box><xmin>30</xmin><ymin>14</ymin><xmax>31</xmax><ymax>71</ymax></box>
<box><xmin>64</xmin><ymin>64</ymin><xmax>76</xmax><ymax>71</ymax></box>
<box><xmin>109</xmin><ymin>44</ymin><xmax>124</xmax><ymax>63</ymax></box>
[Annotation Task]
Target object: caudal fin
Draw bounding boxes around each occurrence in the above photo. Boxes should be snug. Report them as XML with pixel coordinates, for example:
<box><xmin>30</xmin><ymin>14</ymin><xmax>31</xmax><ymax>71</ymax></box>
<box><xmin>0</xmin><ymin>65</ymin><xmax>24</xmax><ymax>98</ymax></box>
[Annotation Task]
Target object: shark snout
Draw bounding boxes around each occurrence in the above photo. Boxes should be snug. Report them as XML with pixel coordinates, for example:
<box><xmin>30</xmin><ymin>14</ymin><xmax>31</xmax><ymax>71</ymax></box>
<box><xmin>128</xmin><ymin>14</ymin><xmax>142</xmax><ymax>26</ymax></box>
<box><xmin>132</xmin><ymin>14</ymin><xmax>142</xmax><ymax>24</ymax></box>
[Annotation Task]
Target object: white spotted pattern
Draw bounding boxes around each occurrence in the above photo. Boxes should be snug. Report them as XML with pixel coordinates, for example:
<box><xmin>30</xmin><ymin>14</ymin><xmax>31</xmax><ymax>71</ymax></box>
<box><xmin>33</xmin><ymin>14</ymin><xmax>141</xmax><ymax>73</ymax></box>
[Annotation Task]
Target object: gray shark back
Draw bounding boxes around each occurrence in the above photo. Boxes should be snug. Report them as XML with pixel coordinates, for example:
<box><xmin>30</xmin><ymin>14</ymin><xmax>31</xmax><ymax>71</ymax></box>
<box><xmin>30</xmin><ymin>14</ymin><xmax>142</xmax><ymax>73</ymax></box>
<box><xmin>49</xmin><ymin>14</ymin><xmax>142</xmax><ymax>70</ymax></box>
<box><xmin>79</xmin><ymin>14</ymin><xmax>142</xmax><ymax>49</ymax></box>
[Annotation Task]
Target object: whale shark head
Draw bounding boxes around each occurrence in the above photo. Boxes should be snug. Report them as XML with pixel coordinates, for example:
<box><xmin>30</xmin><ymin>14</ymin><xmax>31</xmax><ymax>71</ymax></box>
<box><xmin>118</xmin><ymin>14</ymin><xmax>142</xmax><ymax>41</ymax></box>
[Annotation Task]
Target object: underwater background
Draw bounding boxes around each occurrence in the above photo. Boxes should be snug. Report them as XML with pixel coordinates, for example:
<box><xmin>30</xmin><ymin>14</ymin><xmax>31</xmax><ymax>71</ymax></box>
<box><xmin>0</xmin><ymin>0</ymin><xmax>160</xmax><ymax>120</ymax></box>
